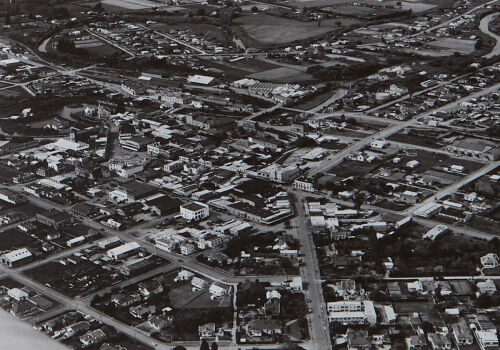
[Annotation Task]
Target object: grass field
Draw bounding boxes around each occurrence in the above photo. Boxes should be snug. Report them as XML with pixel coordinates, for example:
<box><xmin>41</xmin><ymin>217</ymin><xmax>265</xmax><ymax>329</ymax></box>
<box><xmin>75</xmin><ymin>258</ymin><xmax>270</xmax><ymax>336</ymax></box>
<box><xmin>234</xmin><ymin>15</ymin><xmax>335</xmax><ymax>44</ymax></box>
<box><xmin>248</xmin><ymin>66</ymin><xmax>314</xmax><ymax>82</ymax></box>
<box><xmin>427</xmin><ymin>37</ymin><xmax>476</xmax><ymax>55</ymax></box>
<box><xmin>102</xmin><ymin>0</ymin><xmax>163</xmax><ymax>9</ymax></box>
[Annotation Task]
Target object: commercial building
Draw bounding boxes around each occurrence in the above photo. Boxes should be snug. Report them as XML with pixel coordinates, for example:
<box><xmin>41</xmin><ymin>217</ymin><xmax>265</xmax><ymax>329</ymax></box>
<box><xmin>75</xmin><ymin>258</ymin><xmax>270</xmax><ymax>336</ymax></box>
<box><xmin>180</xmin><ymin>202</ymin><xmax>210</xmax><ymax>221</ymax></box>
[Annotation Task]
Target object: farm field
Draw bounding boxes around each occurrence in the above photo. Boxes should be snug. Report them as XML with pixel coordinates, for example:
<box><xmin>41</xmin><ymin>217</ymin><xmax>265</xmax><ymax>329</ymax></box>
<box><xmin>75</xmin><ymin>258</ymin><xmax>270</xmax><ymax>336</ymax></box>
<box><xmin>234</xmin><ymin>15</ymin><xmax>334</xmax><ymax>44</ymax></box>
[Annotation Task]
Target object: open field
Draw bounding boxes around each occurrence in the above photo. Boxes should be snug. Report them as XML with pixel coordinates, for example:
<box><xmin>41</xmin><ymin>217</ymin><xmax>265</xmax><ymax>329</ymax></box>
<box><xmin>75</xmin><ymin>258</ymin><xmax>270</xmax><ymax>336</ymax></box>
<box><xmin>234</xmin><ymin>15</ymin><xmax>334</xmax><ymax>44</ymax></box>
<box><xmin>427</xmin><ymin>37</ymin><xmax>477</xmax><ymax>55</ymax></box>
<box><xmin>101</xmin><ymin>0</ymin><xmax>164</xmax><ymax>9</ymax></box>
<box><xmin>384</xmin><ymin>0</ymin><xmax>437</xmax><ymax>13</ymax></box>
<box><xmin>248</xmin><ymin>66</ymin><xmax>314</xmax><ymax>82</ymax></box>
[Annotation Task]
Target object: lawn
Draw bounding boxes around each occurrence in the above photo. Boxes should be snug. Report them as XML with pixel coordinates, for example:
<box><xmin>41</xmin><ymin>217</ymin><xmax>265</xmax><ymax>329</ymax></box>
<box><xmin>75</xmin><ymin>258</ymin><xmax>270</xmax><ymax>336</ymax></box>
<box><xmin>234</xmin><ymin>14</ymin><xmax>335</xmax><ymax>45</ymax></box>
<box><xmin>0</xmin><ymin>228</ymin><xmax>38</xmax><ymax>251</ymax></box>
<box><xmin>101</xmin><ymin>0</ymin><xmax>160</xmax><ymax>9</ymax></box>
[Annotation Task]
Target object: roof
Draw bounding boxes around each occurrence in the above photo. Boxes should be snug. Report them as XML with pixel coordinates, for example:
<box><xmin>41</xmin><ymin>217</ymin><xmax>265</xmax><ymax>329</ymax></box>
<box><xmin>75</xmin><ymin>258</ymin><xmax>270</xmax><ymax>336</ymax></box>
<box><xmin>2</xmin><ymin>248</ymin><xmax>32</xmax><ymax>262</ymax></box>
<box><xmin>187</xmin><ymin>75</ymin><xmax>215</xmax><ymax>85</ymax></box>
<box><xmin>107</xmin><ymin>242</ymin><xmax>140</xmax><ymax>257</ymax></box>
<box><xmin>248</xmin><ymin>319</ymin><xmax>281</xmax><ymax>330</ymax></box>
<box><xmin>181</xmin><ymin>202</ymin><xmax>207</xmax><ymax>212</ymax></box>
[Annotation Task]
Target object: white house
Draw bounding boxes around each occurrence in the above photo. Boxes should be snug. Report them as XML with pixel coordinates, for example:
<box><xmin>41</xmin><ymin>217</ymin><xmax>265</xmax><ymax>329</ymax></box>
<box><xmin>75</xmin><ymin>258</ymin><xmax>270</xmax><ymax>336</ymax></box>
<box><xmin>192</xmin><ymin>277</ymin><xmax>208</xmax><ymax>290</ymax></box>
<box><xmin>481</xmin><ymin>253</ymin><xmax>499</xmax><ymax>269</ymax></box>
<box><xmin>209</xmin><ymin>284</ymin><xmax>227</xmax><ymax>299</ymax></box>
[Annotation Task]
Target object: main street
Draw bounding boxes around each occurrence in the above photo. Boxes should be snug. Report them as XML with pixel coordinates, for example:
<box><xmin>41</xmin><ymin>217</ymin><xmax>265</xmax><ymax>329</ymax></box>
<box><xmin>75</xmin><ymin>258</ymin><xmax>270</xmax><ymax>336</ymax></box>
<box><xmin>293</xmin><ymin>192</ymin><xmax>331</xmax><ymax>350</ymax></box>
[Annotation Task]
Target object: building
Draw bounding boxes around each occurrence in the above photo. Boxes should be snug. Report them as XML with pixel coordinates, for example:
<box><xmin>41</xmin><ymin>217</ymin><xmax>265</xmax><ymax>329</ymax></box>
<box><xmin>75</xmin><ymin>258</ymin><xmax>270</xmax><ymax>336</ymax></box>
<box><xmin>294</xmin><ymin>178</ymin><xmax>315</xmax><ymax>192</ymax></box>
<box><xmin>187</xmin><ymin>75</ymin><xmax>215</xmax><ymax>85</ymax></box>
<box><xmin>180</xmin><ymin>202</ymin><xmax>209</xmax><ymax>221</ymax></box>
<box><xmin>327</xmin><ymin>300</ymin><xmax>377</xmax><ymax>325</ymax></box>
<box><xmin>427</xmin><ymin>333</ymin><xmax>452</xmax><ymax>350</ymax></box>
<box><xmin>109</xmin><ymin>181</ymin><xmax>156</xmax><ymax>203</ymax></box>
<box><xmin>36</xmin><ymin>209</ymin><xmax>72</xmax><ymax>228</ymax></box>
<box><xmin>107</xmin><ymin>242</ymin><xmax>140</xmax><ymax>260</ymax></box>
<box><xmin>180</xmin><ymin>242</ymin><xmax>195</xmax><ymax>255</ymax></box>
<box><xmin>119</xmin><ymin>136</ymin><xmax>152</xmax><ymax>152</ymax></box>
<box><xmin>0</xmin><ymin>189</ymin><xmax>26</xmax><ymax>205</ymax></box>
<box><xmin>1</xmin><ymin>248</ymin><xmax>32</xmax><ymax>267</ymax></box>
<box><xmin>192</xmin><ymin>277</ymin><xmax>208</xmax><ymax>290</ymax></box>
<box><xmin>245</xmin><ymin>319</ymin><xmax>282</xmax><ymax>338</ymax></box>
<box><xmin>481</xmin><ymin>253</ymin><xmax>499</xmax><ymax>269</ymax></box>
<box><xmin>209</xmin><ymin>284</ymin><xmax>227</xmax><ymax>299</ymax></box>
<box><xmin>452</xmin><ymin>319</ymin><xmax>473</xmax><ymax>346</ymax></box>
<box><xmin>145</xmin><ymin>195</ymin><xmax>182</xmax><ymax>216</ymax></box>
<box><xmin>255</xmin><ymin>164</ymin><xmax>299</xmax><ymax>184</ymax></box>
<box><xmin>475</xmin><ymin>330</ymin><xmax>498</xmax><ymax>350</ymax></box>
<box><xmin>477</xmin><ymin>280</ymin><xmax>497</xmax><ymax>295</ymax></box>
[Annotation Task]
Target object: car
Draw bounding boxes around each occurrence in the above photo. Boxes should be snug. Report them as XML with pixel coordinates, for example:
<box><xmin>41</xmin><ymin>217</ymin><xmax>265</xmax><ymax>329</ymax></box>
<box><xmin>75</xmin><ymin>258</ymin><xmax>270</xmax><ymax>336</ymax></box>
<box><xmin>307</xmin><ymin>298</ymin><xmax>312</xmax><ymax>303</ymax></box>
<box><xmin>178</xmin><ymin>259</ymin><xmax>184</xmax><ymax>262</ymax></box>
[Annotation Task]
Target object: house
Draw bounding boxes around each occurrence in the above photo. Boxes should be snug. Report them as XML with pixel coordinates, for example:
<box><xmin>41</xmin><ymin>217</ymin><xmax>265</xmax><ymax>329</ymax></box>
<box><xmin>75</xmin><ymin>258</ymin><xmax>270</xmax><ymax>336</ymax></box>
<box><xmin>175</xmin><ymin>269</ymin><xmax>194</xmax><ymax>282</ymax></box>
<box><xmin>245</xmin><ymin>319</ymin><xmax>282</xmax><ymax>337</ymax></box>
<box><xmin>111</xmin><ymin>293</ymin><xmax>140</xmax><ymax>308</ymax></box>
<box><xmin>192</xmin><ymin>277</ymin><xmax>208</xmax><ymax>290</ymax></box>
<box><xmin>370</xmin><ymin>140</ymin><xmax>388</xmax><ymax>149</ymax></box>
<box><xmin>180</xmin><ymin>202</ymin><xmax>209</xmax><ymax>221</ymax></box>
<box><xmin>79</xmin><ymin>329</ymin><xmax>106</xmax><ymax>346</ymax></box>
<box><xmin>7</xmin><ymin>288</ymin><xmax>28</xmax><ymax>301</ymax></box>
<box><xmin>198</xmin><ymin>323</ymin><xmax>216</xmax><ymax>338</ymax></box>
<box><xmin>1</xmin><ymin>248</ymin><xmax>32</xmax><ymax>267</ymax></box>
<box><xmin>130</xmin><ymin>305</ymin><xmax>156</xmax><ymax>319</ymax></box>
<box><xmin>10</xmin><ymin>300</ymin><xmax>36</xmax><ymax>318</ymax></box>
<box><xmin>209</xmin><ymin>284</ymin><xmax>227</xmax><ymax>299</ymax></box>
<box><xmin>148</xmin><ymin>315</ymin><xmax>171</xmax><ymax>331</ymax></box>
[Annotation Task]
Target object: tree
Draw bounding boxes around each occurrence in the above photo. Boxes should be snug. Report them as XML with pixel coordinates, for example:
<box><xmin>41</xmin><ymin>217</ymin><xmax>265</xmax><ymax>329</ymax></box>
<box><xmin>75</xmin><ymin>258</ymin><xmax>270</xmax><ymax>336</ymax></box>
<box><xmin>211</xmin><ymin>342</ymin><xmax>218</xmax><ymax>350</ymax></box>
<box><xmin>4</xmin><ymin>15</ymin><xmax>10</xmax><ymax>25</ymax></box>
<box><xmin>200</xmin><ymin>339</ymin><xmax>210</xmax><ymax>350</ymax></box>
<box><xmin>173</xmin><ymin>347</ymin><xmax>187</xmax><ymax>350</ymax></box>
<box><xmin>197</xmin><ymin>8</ymin><xmax>206</xmax><ymax>16</ymax></box>
<box><xmin>251</xmin><ymin>6</ymin><xmax>258</xmax><ymax>13</ymax></box>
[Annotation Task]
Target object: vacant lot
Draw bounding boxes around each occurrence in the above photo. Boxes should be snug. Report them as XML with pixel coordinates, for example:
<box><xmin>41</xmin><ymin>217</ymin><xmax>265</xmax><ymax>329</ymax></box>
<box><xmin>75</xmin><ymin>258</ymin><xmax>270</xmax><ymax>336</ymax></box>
<box><xmin>234</xmin><ymin>15</ymin><xmax>334</xmax><ymax>44</ymax></box>
<box><xmin>427</xmin><ymin>38</ymin><xmax>477</xmax><ymax>55</ymax></box>
<box><xmin>248</xmin><ymin>67</ymin><xmax>313</xmax><ymax>82</ymax></box>
<box><xmin>384</xmin><ymin>0</ymin><xmax>437</xmax><ymax>13</ymax></box>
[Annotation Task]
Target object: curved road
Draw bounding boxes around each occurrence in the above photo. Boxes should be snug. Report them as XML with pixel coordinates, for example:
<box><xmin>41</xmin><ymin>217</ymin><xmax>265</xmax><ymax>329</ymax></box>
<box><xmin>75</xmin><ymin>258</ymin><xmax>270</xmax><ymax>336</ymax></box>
<box><xmin>480</xmin><ymin>12</ymin><xmax>500</xmax><ymax>58</ymax></box>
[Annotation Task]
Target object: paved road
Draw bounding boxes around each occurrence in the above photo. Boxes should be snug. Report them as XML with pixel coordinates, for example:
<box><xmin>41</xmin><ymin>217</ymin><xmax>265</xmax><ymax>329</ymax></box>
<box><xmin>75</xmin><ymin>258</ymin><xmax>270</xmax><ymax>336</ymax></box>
<box><xmin>84</xmin><ymin>27</ymin><xmax>136</xmax><ymax>57</ymax></box>
<box><xmin>406</xmin><ymin>160</ymin><xmax>500</xmax><ymax>215</ymax></box>
<box><xmin>136</xmin><ymin>24</ymin><xmax>208</xmax><ymax>55</ymax></box>
<box><xmin>292</xmin><ymin>193</ymin><xmax>331</xmax><ymax>350</ymax></box>
<box><xmin>307</xmin><ymin>81</ymin><xmax>500</xmax><ymax>177</ymax></box>
<box><xmin>480</xmin><ymin>12</ymin><xmax>500</xmax><ymax>58</ymax></box>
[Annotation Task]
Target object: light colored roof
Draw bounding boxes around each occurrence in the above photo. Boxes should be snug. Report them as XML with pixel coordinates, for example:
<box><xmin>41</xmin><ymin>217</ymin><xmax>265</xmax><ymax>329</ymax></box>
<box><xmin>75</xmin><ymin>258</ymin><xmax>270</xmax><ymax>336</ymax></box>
<box><xmin>107</xmin><ymin>242</ymin><xmax>140</xmax><ymax>257</ymax></box>
<box><xmin>187</xmin><ymin>75</ymin><xmax>214</xmax><ymax>85</ymax></box>
<box><xmin>2</xmin><ymin>248</ymin><xmax>32</xmax><ymax>262</ymax></box>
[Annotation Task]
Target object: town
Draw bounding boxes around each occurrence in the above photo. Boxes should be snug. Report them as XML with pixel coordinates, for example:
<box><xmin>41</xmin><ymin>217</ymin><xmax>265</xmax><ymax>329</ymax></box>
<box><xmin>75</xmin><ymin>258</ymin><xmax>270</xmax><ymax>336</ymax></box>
<box><xmin>0</xmin><ymin>0</ymin><xmax>498</xmax><ymax>349</ymax></box>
